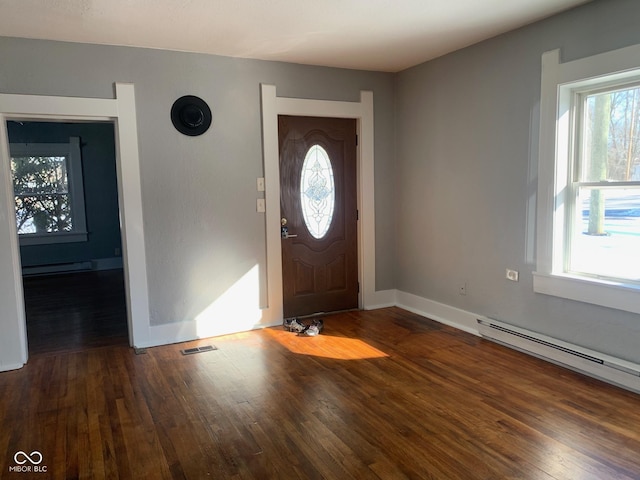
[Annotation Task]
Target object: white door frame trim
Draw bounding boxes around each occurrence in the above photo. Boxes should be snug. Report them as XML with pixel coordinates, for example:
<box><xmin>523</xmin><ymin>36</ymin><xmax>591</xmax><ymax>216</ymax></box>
<box><xmin>260</xmin><ymin>85</ymin><xmax>376</xmax><ymax>321</ymax></box>
<box><xmin>0</xmin><ymin>84</ymin><xmax>150</xmax><ymax>370</ymax></box>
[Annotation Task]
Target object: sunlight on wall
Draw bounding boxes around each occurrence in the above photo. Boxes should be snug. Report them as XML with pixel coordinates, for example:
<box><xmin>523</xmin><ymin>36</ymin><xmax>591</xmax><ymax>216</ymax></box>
<box><xmin>266</xmin><ymin>328</ymin><xmax>389</xmax><ymax>360</ymax></box>
<box><xmin>195</xmin><ymin>264</ymin><xmax>263</xmax><ymax>338</ymax></box>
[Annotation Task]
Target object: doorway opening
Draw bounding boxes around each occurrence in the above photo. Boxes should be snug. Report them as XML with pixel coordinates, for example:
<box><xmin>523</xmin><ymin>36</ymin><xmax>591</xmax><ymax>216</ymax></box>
<box><xmin>0</xmin><ymin>84</ymin><xmax>150</xmax><ymax>370</ymax></box>
<box><xmin>7</xmin><ymin>120</ymin><xmax>128</xmax><ymax>355</ymax></box>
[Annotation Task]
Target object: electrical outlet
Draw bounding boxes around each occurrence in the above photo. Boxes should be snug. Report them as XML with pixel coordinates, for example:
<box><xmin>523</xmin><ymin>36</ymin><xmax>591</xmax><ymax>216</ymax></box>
<box><xmin>506</xmin><ymin>269</ymin><xmax>519</xmax><ymax>282</ymax></box>
<box><xmin>459</xmin><ymin>282</ymin><xmax>467</xmax><ymax>296</ymax></box>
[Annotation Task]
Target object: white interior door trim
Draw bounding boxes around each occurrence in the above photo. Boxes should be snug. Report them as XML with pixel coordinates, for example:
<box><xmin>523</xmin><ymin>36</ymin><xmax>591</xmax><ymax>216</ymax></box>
<box><xmin>260</xmin><ymin>84</ymin><xmax>376</xmax><ymax>321</ymax></box>
<box><xmin>0</xmin><ymin>84</ymin><xmax>151</xmax><ymax>370</ymax></box>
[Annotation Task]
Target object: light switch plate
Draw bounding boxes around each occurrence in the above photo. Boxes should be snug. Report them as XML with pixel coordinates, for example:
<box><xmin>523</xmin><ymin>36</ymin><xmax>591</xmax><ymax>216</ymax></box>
<box><xmin>257</xmin><ymin>198</ymin><xmax>265</xmax><ymax>212</ymax></box>
<box><xmin>257</xmin><ymin>177</ymin><xmax>265</xmax><ymax>192</ymax></box>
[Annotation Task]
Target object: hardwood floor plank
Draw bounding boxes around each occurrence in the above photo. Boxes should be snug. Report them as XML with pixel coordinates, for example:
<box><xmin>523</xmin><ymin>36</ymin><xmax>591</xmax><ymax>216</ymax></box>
<box><xmin>22</xmin><ymin>270</ymin><xmax>129</xmax><ymax>357</ymax></box>
<box><xmin>2</xmin><ymin>307</ymin><xmax>640</xmax><ymax>479</ymax></box>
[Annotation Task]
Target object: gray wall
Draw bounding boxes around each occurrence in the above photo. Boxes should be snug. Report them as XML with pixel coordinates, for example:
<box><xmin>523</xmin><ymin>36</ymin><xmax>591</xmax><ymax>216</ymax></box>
<box><xmin>0</xmin><ymin>37</ymin><xmax>396</xmax><ymax>327</ymax></box>
<box><xmin>7</xmin><ymin>121</ymin><xmax>121</xmax><ymax>268</ymax></box>
<box><xmin>395</xmin><ymin>0</ymin><xmax>640</xmax><ymax>364</ymax></box>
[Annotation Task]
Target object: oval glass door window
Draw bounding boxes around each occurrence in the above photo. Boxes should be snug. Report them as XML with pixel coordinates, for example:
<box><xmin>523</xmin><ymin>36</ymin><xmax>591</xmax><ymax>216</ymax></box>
<box><xmin>300</xmin><ymin>144</ymin><xmax>335</xmax><ymax>239</ymax></box>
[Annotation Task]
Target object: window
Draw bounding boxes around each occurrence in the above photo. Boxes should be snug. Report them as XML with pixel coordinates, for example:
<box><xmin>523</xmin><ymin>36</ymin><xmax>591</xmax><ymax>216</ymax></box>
<box><xmin>10</xmin><ymin>137</ymin><xmax>87</xmax><ymax>246</ymax></box>
<box><xmin>535</xmin><ymin>47</ymin><xmax>640</xmax><ymax>314</ymax></box>
<box><xmin>570</xmin><ymin>87</ymin><xmax>640</xmax><ymax>280</ymax></box>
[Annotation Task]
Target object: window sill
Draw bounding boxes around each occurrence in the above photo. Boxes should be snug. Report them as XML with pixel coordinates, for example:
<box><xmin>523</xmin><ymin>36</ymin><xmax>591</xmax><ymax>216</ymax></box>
<box><xmin>533</xmin><ymin>271</ymin><xmax>640</xmax><ymax>315</ymax></box>
<box><xmin>19</xmin><ymin>232</ymin><xmax>88</xmax><ymax>247</ymax></box>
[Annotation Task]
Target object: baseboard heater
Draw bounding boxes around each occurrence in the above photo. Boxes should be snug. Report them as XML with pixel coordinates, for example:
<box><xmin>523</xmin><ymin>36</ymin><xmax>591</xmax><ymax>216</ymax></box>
<box><xmin>22</xmin><ymin>257</ymin><xmax>123</xmax><ymax>276</ymax></box>
<box><xmin>477</xmin><ymin>317</ymin><xmax>640</xmax><ymax>394</ymax></box>
<box><xmin>22</xmin><ymin>261</ymin><xmax>92</xmax><ymax>276</ymax></box>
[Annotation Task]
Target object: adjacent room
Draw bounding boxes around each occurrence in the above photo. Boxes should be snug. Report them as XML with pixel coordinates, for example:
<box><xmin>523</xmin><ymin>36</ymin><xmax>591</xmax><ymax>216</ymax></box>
<box><xmin>1</xmin><ymin>0</ymin><xmax>639</xmax><ymax>477</ymax></box>
<box><xmin>7</xmin><ymin>120</ymin><xmax>128</xmax><ymax>355</ymax></box>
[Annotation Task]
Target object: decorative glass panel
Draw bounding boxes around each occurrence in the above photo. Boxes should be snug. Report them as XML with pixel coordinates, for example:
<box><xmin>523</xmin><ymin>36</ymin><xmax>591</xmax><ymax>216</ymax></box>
<box><xmin>300</xmin><ymin>144</ymin><xmax>335</xmax><ymax>239</ymax></box>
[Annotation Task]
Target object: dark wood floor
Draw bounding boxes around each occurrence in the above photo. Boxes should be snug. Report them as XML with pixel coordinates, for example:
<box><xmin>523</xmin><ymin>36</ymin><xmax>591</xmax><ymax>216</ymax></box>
<box><xmin>1</xmin><ymin>307</ymin><xmax>639</xmax><ymax>479</ymax></box>
<box><xmin>22</xmin><ymin>269</ymin><xmax>129</xmax><ymax>356</ymax></box>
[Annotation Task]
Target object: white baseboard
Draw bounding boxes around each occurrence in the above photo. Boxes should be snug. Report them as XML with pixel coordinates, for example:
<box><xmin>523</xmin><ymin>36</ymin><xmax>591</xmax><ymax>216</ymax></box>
<box><xmin>137</xmin><ymin>288</ymin><xmax>397</xmax><ymax>349</ymax></box>
<box><xmin>136</xmin><ymin>319</ymin><xmax>282</xmax><ymax>349</ymax></box>
<box><xmin>0</xmin><ymin>362</ymin><xmax>26</xmax><ymax>372</ymax></box>
<box><xmin>395</xmin><ymin>290</ymin><xmax>480</xmax><ymax>336</ymax></box>
<box><xmin>364</xmin><ymin>289</ymin><xmax>396</xmax><ymax>310</ymax></box>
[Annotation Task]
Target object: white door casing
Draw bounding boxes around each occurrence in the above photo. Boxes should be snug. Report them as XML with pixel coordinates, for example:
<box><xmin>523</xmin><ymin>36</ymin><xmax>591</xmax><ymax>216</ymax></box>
<box><xmin>260</xmin><ymin>85</ymin><xmax>377</xmax><ymax>320</ymax></box>
<box><xmin>0</xmin><ymin>83</ymin><xmax>150</xmax><ymax>370</ymax></box>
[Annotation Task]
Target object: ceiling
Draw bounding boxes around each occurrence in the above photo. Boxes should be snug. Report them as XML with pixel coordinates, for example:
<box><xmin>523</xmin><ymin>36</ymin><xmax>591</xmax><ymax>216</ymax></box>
<box><xmin>0</xmin><ymin>0</ymin><xmax>592</xmax><ymax>72</ymax></box>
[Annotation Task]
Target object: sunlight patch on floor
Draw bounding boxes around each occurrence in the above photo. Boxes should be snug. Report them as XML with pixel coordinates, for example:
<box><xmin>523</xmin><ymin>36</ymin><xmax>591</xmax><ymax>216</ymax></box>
<box><xmin>265</xmin><ymin>327</ymin><xmax>388</xmax><ymax>360</ymax></box>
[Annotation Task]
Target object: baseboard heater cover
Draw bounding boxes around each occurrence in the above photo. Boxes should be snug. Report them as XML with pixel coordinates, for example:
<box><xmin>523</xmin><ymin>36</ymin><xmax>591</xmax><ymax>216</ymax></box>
<box><xmin>22</xmin><ymin>257</ymin><xmax>123</xmax><ymax>276</ymax></box>
<box><xmin>22</xmin><ymin>261</ymin><xmax>92</xmax><ymax>276</ymax></box>
<box><xmin>477</xmin><ymin>317</ymin><xmax>640</xmax><ymax>393</ymax></box>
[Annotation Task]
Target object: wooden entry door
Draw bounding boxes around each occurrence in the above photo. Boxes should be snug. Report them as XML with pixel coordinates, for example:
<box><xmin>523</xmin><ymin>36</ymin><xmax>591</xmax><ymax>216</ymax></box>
<box><xmin>279</xmin><ymin>115</ymin><xmax>358</xmax><ymax>318</ymax></box>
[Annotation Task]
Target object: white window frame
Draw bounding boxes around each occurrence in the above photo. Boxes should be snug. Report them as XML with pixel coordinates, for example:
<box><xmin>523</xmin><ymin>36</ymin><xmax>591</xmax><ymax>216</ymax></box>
<box><xmin>10</xmin><ymin>136</ymin><xmax>87</xmax><ymax>246</ymax></box>
<box><xmin>535</xmin><ymin>47</ymin><xmax>640</xmax><ymax>315</ymax></box>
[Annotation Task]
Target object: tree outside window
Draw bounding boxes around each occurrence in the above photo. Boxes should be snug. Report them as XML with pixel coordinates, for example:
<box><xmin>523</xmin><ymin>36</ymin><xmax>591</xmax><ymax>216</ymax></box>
<box><xmin>12</xmin><ymin>155</ymin><xmax>72</xmax><ymax>234</ymax></box>
<box><xmin>9</xmin><ymin>137</ymin><xmax>87</xmax><ymax>246</ymax></box>
<box><xmin>570</xmin><ymin>85</ymin><xmax>640</xmax><ymax>281</ymax></box>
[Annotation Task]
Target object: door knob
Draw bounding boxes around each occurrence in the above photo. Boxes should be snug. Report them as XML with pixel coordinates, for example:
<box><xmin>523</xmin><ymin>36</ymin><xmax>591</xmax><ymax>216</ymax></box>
<box><xmin>281</xmin><ymin>217</ymin><xmax>297</xmax><ymax>238</ymax></box>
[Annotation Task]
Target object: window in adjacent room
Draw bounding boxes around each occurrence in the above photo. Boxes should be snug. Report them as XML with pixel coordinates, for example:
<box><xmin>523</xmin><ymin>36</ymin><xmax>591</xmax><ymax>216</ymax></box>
<box><xmin>9</xmin><ymin>137</ymin><xmax>87</xmax><ymax>246</ymax></box>
<box><xmin>535</xmin><ymin>47</ymin><xmax>640</xmax><ymax>314</ymax></box>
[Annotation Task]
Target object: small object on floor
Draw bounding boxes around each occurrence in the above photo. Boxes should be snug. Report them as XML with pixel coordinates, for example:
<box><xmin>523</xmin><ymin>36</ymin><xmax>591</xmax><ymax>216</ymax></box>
<box><xmin>303</xmin><ymin>324</ymin><xmax>321</xmax><ymax>336</ymax></box>
<box><xmin>312</xmin><ymin>318</ymin><xmax>324</xmax><ymax>333</ymax></box>
<box><xmin>283</xmin><ymin>317</ymin><xmax>307</xmax><ymax>333</ymax></box>
<box><xmin>283</xmin><ymin>317</ymin><xmax>325</xmax><ymax>336</ymax></box>
<box><xmin>301</xmin><ymin>318</ymin><xmax>324</xmax><ymax>336</ymax></box>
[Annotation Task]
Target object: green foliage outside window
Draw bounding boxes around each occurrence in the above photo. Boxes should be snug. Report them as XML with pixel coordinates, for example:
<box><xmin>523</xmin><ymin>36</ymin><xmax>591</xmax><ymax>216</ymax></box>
<box><xmin>11</xmin><ymin>155</ymin><xmax>73</xmax><ymax>234</ymax></box>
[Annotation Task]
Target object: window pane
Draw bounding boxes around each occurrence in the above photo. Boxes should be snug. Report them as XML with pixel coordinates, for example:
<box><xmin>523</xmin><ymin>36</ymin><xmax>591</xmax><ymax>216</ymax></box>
<box><xmin>300</xmin><ymin>144</ymin><xmax>335</xmax><ymax>239</ymax></box>
<box><xmin>11</xmin><ymin>155</ymin><xmax>73</xmax><ymax>234</ymax></box>
<box><xmin>570</xmin><ymin>187</ymin><xmax>640</xmax><ymax>280</ymax></box>
<box><xmin>12</xmin><ymin>156</ymin><xmax>69</xmax><ymax>194</ymax></box>
<box><xmin>582</xmin><ymin>88</ymin><xmax>640</xmax><ymax>182</ymax></box>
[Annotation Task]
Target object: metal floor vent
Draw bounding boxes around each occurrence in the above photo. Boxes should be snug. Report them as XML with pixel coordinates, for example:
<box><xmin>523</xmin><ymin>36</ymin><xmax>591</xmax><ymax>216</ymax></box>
<box><xmin>181</xmin><ymin>345</ymin><xmax>217</xmax><ymax>355</ymax></box>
